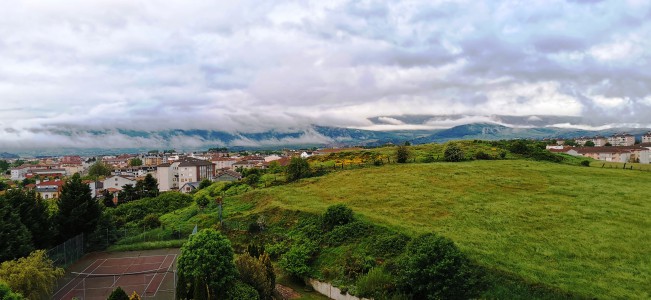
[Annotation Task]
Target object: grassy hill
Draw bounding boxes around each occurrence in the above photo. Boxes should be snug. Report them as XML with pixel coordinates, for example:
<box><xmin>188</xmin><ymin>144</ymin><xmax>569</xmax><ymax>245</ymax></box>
<box><xmin>235</xmin><ymin>160</ymin><xmax>651</xmax><ymax>299</ymax></box>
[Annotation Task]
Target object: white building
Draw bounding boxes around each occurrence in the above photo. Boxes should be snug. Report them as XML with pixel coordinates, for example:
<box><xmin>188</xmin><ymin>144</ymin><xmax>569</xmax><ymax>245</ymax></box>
<box><xmin>102</xmin><ymin>175</ymin><xmax>137</xmax><ymax>191</ymax></box>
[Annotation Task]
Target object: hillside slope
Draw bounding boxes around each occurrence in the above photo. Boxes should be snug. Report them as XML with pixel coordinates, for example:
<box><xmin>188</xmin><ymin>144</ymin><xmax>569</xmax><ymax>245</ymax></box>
<box><xmin>240</xmin><ymin>160</ymin><xmax>651</xmax><ymax>299</ymax></box>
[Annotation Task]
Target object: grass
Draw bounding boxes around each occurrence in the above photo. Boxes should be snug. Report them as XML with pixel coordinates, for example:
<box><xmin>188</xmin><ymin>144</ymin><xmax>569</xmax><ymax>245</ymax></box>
<box><xmin>234</xmin><ymin>160</ymin><xmax>651</xmax><ymax>299</ymax></box>
<box><xmin>107</xmin><ymin>239</ymin><xmax>187</xmax><ymax>252</ymax></box>
<box><xmin>591</xmin><ymin>160</ymin><xmax>651</xmax><ymax>171</ymax></box>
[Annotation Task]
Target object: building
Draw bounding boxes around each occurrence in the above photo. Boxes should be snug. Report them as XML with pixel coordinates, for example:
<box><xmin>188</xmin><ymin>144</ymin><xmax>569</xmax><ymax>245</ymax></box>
<box><xmin>180</xmin><ymin>182</ymin><xmax>201</xmax><ymax>194</ymax></box>
<box><xmin>608</xmin><ymin>133</ymin><xmax>635</xmax><ymax>146</ymax></box>
<box><xmin>642</xmin><ymin>132</ymin><xmax>651</xmax><ymax>144</ymax></box>
<box><xmin>10</xmin><ymin>166</ymin><xmax>30</xmax><ymax>180</ymax></box>
<box><xmin>214</xmin><ymin>170</ymin><xmax>242</xmax><ymax>182</ymax></box>
<box><xmin>102</xmin><ymin>175</ymin><xmax>137</xmax><ymax>191</ymax></box>
<box><xmin>35</xmin><ymin>180</ymin><xmax>64</xmax><ymax>200</ymax></box>
<box><xmin>157</xmin><ymin>162</ymin><xmax>180</xmax><ymax>192</ymax></box>
<box><xmin>575</xmin><ymin>146</ymin><xmax>649</xmax><ymax>163</ymax></box>
<box><xmin>178</xmin><ymin>158</ymin><xmax>215</xmax><ymax>184</ymax></box>
<box><xmin>212</xmin><ymin>157</ymin><xmax>238</xmax><ymax>170</ymax></box>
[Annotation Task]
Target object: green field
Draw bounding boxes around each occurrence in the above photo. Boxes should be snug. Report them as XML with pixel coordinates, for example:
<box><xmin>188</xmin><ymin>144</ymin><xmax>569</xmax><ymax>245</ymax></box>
<box><xmin>235</xmin><ymin>160</ymin><xmax>651</xmax><ymax>299</ymax></box>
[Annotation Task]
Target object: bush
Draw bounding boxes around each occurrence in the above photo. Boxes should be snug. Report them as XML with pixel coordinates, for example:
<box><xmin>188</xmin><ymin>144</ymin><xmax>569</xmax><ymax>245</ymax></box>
<box><xmin>395</xmin><ymin>146</ymin><xmax>410</xmax><ymax>163</ymax></box>
<box><xmin>279</xmin><ymin>242</ymin><xmax>315</xmax><ymax>279</ymax></box>
<box><xmin>356</xmin><ymin>267</ymin><xmax>394</xmax><ymax>299</ymax></box>
<box><xmin>322</xmin><ymin>204</ymin><xmax>354</xmax><ymax>231</ymax></box>
<box><xmin>580</xmin><ymin>160</ymin><xmax>590</xmax><ymax>167</ymax></box>
<box><xmin>444</xmin><ymin>143</ymin><xmax>465</xmax><ymax>162</ymax></box>
<box><xmin>196</xmin><ymin>195</ymin><xmax>209</xmax><ymax>208</ymax></box>
<box><xmin>235</xmin><ymin>254</ymin><xmax>273</xmax><ymax>299</ymax></box>
<box><xmin>0</xmin><ymin>281</ymin><xmax>24</xmax><ymax>300</ymax></box>
<box><xmin>142</xmin><ymin>214</ymin><xmax>161</xmax><ymax>228</ymax></box>
<box><xmin>475</xmin><ymin>151</ymin><xmax>492</xmax><ymax>160</ymax></box>
<box><xmin>324</xmin><ymin>221</ymin><xmax>372</xmax><ymax>246</ymax></box>
<box><xmin>369</xmin><ymin>232</ymin><xmax>410</xmax><ymax>258</ymax></box>
<box><xmin>225</xmin><ymin>281</ymin><xmax>259</xmax><ymax>300</ymax></box>
<box><xmin>395</xmin><ymin>233</ymin><xmax>484</xmax><ymax>299</ymax></box>
<box><xmin>286</xmin><ymin>157</ymin><xmax>311</xmax><ymax>182</ymax></box>
<box><xmin>343</xmin><ymin>252</ymin><xmax>375</xmax><ymax>280</ymax></box>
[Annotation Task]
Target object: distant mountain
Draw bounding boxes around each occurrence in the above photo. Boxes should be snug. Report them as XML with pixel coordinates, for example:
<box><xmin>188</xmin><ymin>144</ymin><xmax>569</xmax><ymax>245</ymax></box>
<box><xmin>0</xmin><ymin>152</ymin><xmax>19</xmax><ymax>159</ymax></box>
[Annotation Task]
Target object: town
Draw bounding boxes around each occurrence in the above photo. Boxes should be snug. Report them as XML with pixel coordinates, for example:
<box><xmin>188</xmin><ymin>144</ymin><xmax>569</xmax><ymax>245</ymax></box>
<box><xmin>547</xmin><ymin>132</ymin><xmax>651</xmax><ymax>164</ymax></box>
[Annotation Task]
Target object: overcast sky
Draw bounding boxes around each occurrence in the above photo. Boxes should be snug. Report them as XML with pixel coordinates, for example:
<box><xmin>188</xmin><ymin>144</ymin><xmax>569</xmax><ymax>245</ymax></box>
<box><xmin>2</xmin><ymin>0</ymin><xmax>651</xmax><ymax>148</ymax></box>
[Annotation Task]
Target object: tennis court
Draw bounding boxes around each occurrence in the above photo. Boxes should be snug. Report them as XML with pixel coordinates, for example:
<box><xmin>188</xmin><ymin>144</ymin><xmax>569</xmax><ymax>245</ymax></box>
<box><xmin>53</xmin><ymin>249</ymin><xmax>179</xmax><ymax>300</ymax></box>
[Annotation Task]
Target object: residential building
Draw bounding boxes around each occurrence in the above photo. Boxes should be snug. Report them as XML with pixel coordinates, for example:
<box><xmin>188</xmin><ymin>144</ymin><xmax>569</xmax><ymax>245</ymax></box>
<box><xmin>35</xmin><ymin>180</ymin><xmax>64</xmax><ymax>200</ymax></box>
<box><xmin>575</xmin><ymin>146</ymin><xmax>649</xmax><ymax>163</ymax></box>
<box><xmin>212</xmin><ymin>157</ymin><xmax>238</xmax><ymax>170</ymax></box>
<box><xmin>608</xmin><ymin>133</ymin><xmax>635</xmax><ymax>146</ymax></box>
<box><xmin>157</xmin><ymin>162</ymin><xmax>180</xmax><ymax>192</ymax></box>
<box><xmin>642</xmin><ymin>132</ymin><xmax>651</xmax><ymax>144</ymax></box>
<box><xmin>178</xmin><ymin>158</ymin><xmax>215</xmax><ymax>184</ymax></box>
<box><xmin>102</xmin><ymin>175</ymin><xmax>137</xmax><ymax>191</ymax></box>
<box><xmin>10</xmin><ymin>166</ymin><xmax>30</xmax><ymax>180</ymax></box>
<box><xmin>180</xmin><ymin>182</ymin><xmax>201</xmax><ymax>194</ymax></box>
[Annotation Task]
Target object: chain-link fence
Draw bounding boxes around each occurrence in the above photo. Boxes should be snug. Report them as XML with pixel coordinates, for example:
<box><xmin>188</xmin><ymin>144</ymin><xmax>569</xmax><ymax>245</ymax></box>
<box><xmin>102</xmin><ymin>224</ymin><xmax>199</xmax><ymax>249</ymax></box>
<box><xmin>47</xmin><ymin>233</ymin><xmax>84</xmax><ymax>268</ymax></box>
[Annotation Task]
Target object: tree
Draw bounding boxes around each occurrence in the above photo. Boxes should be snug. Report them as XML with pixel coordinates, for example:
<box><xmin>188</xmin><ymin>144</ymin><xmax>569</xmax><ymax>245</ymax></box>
<box><xmin>3</xmin><ymin>189</ymin><xmax>53</xmax><ymax>249</ymax></box>
<box><xmin>0</xmin><ymin>250</ymin><xmax>64</xmax><ymax>300</ymax></box>
<box><xmin>177</xmin><ymin>229</ymin><xmax>237</xmax><ymax>299</ymax></box>
<box><xmin>129</xmin><ymin>291</ymin><xmax>141</xmax><ymax>300</ymax></box>
<box><xmin>119</xmin><ymin>184</ymin><xmax>137</xmax><ymax>203</ymax></box>
<box><xmin>0</xmin><ymin>160</ymin><xmax>9</xmax><ymax>172</ymax></box>
<box><xmin>142</xmin><ymin>174</ymin><xmax>159</xmax><ymax>197</ymax></box>
<box><xmin>444</xmin><ymin>143</ymin><xmax>465</xmax><ymax>162</ymax></box>
<box><xmin>605</xmin><ymin>142</ymin><xmax>612</xmax><ymax>146</ymax></box>
<box><xmin>0</xmin><ymin>181</ymin><xmax>7</xmax><ymax>191</ymax></box>
<box><xmin>395</xmin><ymin>233</ymin><xmax>483</xmax><ymax>300</ymax></box>
<box><xmin>286</xmin><ymin>157</ymin><xmax>310</xmax><ymax>182</ymax></box>
<box><xmin>584</xmin><ymin>140</ymin><xmax>595</xmax><ymax>147</ymax></box>
<box><xmin>107</xmin><ymin>287</ymin><xmax>129</xmax><ymax>300</ymax></box>
<box><xmin>235</xmin><ymin>254</ymin><xmax>273</xmax><ymax>299</ymax></box>
<box><xmin>128</xmin><ymin>158</ymin><xmax>143</xmax><ymax>167</ymax></box>
<box><xmin>0</xmin><ymin>201</ymin><xmax>33</xmax><ymax>261</ymax></box>
<box><xmin>88</xmin><ymin>161</ymin><xmax>112</xmax><ymax>177</ymax></box>
<box><xmin>395</xmin><ymin>145</ymin><xmax>410</xmax><ymax>163</ymax></box>
<box><xmin>199</xmin><ymin>179</ymin><xmax>213</xmax><ymax>190</ymax></box>
<box><xmin>279</xmin><ymin>242</ymin><xmax>314</xmax><ymax>280</ymax></box>
<box><xmin>322</xmin><ymin>204</ymin><xmax>354</xmax><ymax>231</ymax></box>
<box><xmin>0</xmin><ymin>281</ymin><xmax>24</xmax><ymax>300</ymax></box>
<box><xmin>55</xmin><ymin>173</ymin><xmax>101</xmax><ymax>243</ymax></box>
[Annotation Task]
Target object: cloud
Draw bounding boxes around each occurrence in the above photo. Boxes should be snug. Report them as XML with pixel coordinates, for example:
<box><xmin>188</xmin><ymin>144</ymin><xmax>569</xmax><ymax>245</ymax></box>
<box><xmin>1</xmin><ymin>0</ymin><xmax>651</xmax><ymax>149</ymax></box>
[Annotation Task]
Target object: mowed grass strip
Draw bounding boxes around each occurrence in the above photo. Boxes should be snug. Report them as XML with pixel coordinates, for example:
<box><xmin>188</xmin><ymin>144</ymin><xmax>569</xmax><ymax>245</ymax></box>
<box><xmin>239</xmin><ymin>160</ymin><xmax>651</xmax><ymax>299</ymax></box>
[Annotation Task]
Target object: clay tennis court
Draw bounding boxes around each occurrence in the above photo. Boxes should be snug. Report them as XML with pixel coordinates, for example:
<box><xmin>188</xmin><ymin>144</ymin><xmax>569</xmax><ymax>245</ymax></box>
<box><xmin>53</xmin><ymin>248</ymin><xmax>180</xmax><ymax>300</ymax></box>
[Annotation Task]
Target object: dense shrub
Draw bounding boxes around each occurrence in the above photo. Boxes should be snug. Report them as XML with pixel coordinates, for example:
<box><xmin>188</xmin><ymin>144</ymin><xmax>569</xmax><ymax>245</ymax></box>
<box><xmin>110</xmin><ymin>192</ymin><xmax>193</xmax><ymax>225</ymax></box>
<box><xmin>235</xmin><ymin>253</ymin><xmax>274</xmax><ymax>300</ymax></box>
<box><xmin>395</xmin><ymin>146</ymin><xmax>410</xmax><ymax>163</ymax></box>
<box><xmin>0</xmin><ymin>281</ymin><xmax>23</xmax><ymax>300</ymax></box>
<box><xmin>343</xmin><ymin>252</ymin><xmax>375</xmax><ymax>280</ymax></box>
<box><xmin>286</xmin><ymin>157</ymin><xmax>311</xmax><ymax>182</ymax></box>
<box><xmin>368</xmin><ymin>232</ymin><xmax>411</xmax><ymax>258</ymax></box>
<box><xmin>356</xmin><ymin>267</ymin><xmax>395</xmax><ymax>299</ymax></box>
<box><xmin>142</xmin><ymin>214</ymin><xmax>161</xmax><ymax>228</ymax></box>
<box><xmin>580</xmin><ymin>160</ymin><xmax>590</xmax><ymax>167</ymax></box>
<box><xmin>475</xmin><ymin>151</ymin><xmax>492</xmax><ymax>160</ymax></box>
<box><xmin>322</xmin><ymin>204</ymin><xmax>354</xmax><ymax>231</ymax></box>
<box><xmin>324</xmin><ymin>221</ymin><xmax>372</xmax><ymax>246</ymax></box>
<box><xmin>444</xmin><ymin>143</ymin><xmax>465</xmax><ymax>162</ymax></box>
<box><xmin>395</xmin><ymin>233</ymin><xmax>484</xmax><ymax>299</ymax></box>
<box><xmin>225</xmin><ymin>281</ymin><xmax>259</xmax><ymax>300</ymax></box>
<box><xmin>279</xmin><ymin>241</ymin><xmax>316</xmax><ymax>279</ymax></box>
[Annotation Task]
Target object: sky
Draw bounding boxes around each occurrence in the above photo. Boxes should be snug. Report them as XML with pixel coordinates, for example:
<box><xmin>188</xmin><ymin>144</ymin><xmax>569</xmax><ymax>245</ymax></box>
<box><xmin>1</xmin><ymin>0</ymin><xmax>651</xmax><ymax>148</ymax></box>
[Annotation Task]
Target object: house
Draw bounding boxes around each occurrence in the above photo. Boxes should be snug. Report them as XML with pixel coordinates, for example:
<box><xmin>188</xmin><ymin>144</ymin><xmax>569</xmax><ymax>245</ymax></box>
<box><xmin>232</xmin><ymin>160</ymin><xmax>255</xmax><ymax>170</ymax></box>
<box><xmin>26</xmin><ymin>168</ymin><xmax>67</xmax><ymax>179</ymax></box>
<box><xmin>300</xmin><ymin>151</ymin><xmax>313</xmax><ymax>159</ymax></box>
<box><xmin>34</xmin><ymin>180</ymin><xmax>64</xmax><ymax>200</ymax></box>
<box><xmin>10</xmin><ymin>166</ymin><xmax>30</xmax><ymax>180</ymax></box>
<box><xmin>214</xmin><ymin>170</ymin><xmax>242</xmax><ymax>182</ymax></box>
<box><xmin>608</xmin><ymin>133</ymin><xmax>635</xmax><ymax>146</ymax></box>
<box><xmin>60</xmin><ymin>156</ymin><xmax>82</xmax><ymax>165</ymax></box>
<box><xmin>102</xmin><ymin>175</ymin><xmax>137</xmax><ymax>191</ymax></box>
<box><xmin>575</xmin><ymin>146</ymin><xmax>649</xmax><ymax>163</ymax></box>
<box><xmin>84</xmin><ymin>180</ymin><xmax>104</xmax><ymax>198</ymax></box>
<box><xmin>642</xmin><ymin>132</ymin><xmax>651</xmax><ymax>144</ymax></box>
<box><xmin>180</xmin><ymin>182</ymin><xmax>201</xmax><ymax>194</ymax></box>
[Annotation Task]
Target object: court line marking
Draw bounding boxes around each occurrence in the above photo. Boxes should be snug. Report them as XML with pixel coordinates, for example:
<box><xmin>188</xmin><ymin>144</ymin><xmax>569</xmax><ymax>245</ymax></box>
<box><xmin>53</xmin><ymin>258</ymin><xmax>106</xmax><ymax>298</ymax></box>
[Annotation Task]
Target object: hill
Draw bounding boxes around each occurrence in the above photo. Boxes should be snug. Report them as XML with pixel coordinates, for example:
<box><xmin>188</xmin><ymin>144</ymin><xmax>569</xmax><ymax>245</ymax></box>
<box><xmin>236</xmin><ymin>160</ymin><xmax>651</xmax><ymax>299</ymax></box>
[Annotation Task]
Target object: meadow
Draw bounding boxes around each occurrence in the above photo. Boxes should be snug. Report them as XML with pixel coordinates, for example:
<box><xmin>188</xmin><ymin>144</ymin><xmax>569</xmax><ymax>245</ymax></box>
<box><xmin>236</xmin><ymin>160</ymin><xmax>651</xmax><ymax>299</ymax></box>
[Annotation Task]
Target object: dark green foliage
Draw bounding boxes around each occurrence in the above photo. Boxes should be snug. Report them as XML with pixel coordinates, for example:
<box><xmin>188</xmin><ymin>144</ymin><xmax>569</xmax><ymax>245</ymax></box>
<box><xmin>178</xmin><ymin>229</ymin><xmax>237</xmax><ymax>298</ymax></box>
<box><xmin>509</xmin><ymin>140</ymin><xmax>531</xmax><ymax>155</ymax></box>
<box><xmin>86</xmin><ymin>209</ymin><xmax>119</xmax><ymax>251</ymax></box>
<box><xmin>0</xmin><ymin>201</ymin><xmax>33</xmax><ymax>261</ymax></box>
<box><xmin>261</xmin><ymin>253</ymin><xmax>275</xmax><ymax>299</ymax></box>
<box><xmin>286</xmin><ymin>157</ymin><xmax>311</xmax><ymax>182</ymax></box>
<box><xmin>248</xmin><ymin>222</ymin><xmax>262</xmax><ymax>234</ymax></box>
<box><xmin>55</xmin><ymin>173</ymin><xmax>101</xmax><ymax>243</ymax></box>
<box><xmin>0</xmin><ymin>281</ymin><xmax>24</xmax><ymax>300</ymax></box>
<box><xmin>279</xmin><ymin>241</ymin><xmax>316</xmax><ymax>279</ymax></box>
<box><xmin>423</xmin><ymin>153</ymin><xmax>436</xmax><ymax>163</ymax></box>
<box><xmin>475</xmin><ymin>151</ymin><xmax>492</xmax><ymax>160</ymax></box>
<box><xmin>324</xmin><ymin>221</ymin><xmax>372</xmax><ymax>246</ymax></box>
<box><xmin>2</xmin><ymin>189</ymin><xmax>53</xmax><ymax>249</ymax></box>
<box><xmin>225</xmin><ymin>281</ymin><xmax>259</xmax><ymax>300</ymax></box>
<box><xmin>199</xmin><ymin>179</ymin><xmax>212</xmax><ymax>190</ymax></box>
<box><xmin>21</xmin><ymin>178</ymin><xmax>35</xmax><ymax>187</ymax></box>
<box><xmin>395</xmin><ymin>233</ymin><xmax>484</xmax><ymax>300</ymax></box>
<box><xmin>395</xmin><ymin>146</ymin><xmax>410</xmax><ymax>163</ymax></box>
<box><xmin>245</xmin><ymin>174</ymin><xmax>260</xmax><ymax>186</ymax></box>
<box><xmin>342</xmin><ymin>251</ymin><xmax>375</xmax><ymax>280</ymax></box>
<box><xmin>368</xmin><ymin>232</ymin><xmax>411</xmax><ymax>258</ymax></box>
<box><xmin>141</xmin><ymin>174</ymin><xmax>159</xmax><ymax>197</ymax></box>
<box><xmin>118</xmin><ymin>184</ymin><xmax>137</xmax><ymax>203</ymax></box>
<box><xmin>580</xmin><ymin>160</ymin><xmax>590</xmax><ymax>167</ymax></box>
<box><xmin>196</xmin><ymin>195</ymin><xmax>209</xmax><ymax>208</ymax></box>
<box><xmin>0</xmin><ymin>160</ymin><xmax>9</xmax><ymax>172</ymax></box>
<box><xmin>235</xmin><ymin>253</ymin><xmax>272</xmax><ymax>299</ymax></box>
<box><xmin>129</xmin><ymin>158</ymin><xmax>143</xmax><ymax>167</ymax></box>
<box><xmin>142</xmin><ymin>214</ymin><xmax>161</xmax><ymax>228</ymax></box>
<box><xmin>584</xmin><ymin>141</ymin><xmax>595</xmax><ymax>147</ymax></box>
<box><xmin>107</xmin><ymin>286</ymin><xmax>129</xmax><ymax>300</ymax></box>
<box><xmin>444</xmin><ymin>143</ymin><xmax>465</xmax><ymax>162</ymax></box>
<box><xmin>322</xmin><ymin>204</ymin><xmax>354</xmax><ymax>231</ymax></box>
<box><xmin>356</xmin><ymin>267</ymin><xmax>395</xmax><ymax>299</ymax></box>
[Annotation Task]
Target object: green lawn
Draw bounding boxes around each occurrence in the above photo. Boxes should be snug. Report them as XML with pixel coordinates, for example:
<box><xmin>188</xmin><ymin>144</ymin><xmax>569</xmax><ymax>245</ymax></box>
<box><xmin>236</xmin><ymin>160</ymin><xmax>651</xmax><ymax>299</ymax></box>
